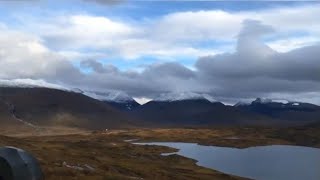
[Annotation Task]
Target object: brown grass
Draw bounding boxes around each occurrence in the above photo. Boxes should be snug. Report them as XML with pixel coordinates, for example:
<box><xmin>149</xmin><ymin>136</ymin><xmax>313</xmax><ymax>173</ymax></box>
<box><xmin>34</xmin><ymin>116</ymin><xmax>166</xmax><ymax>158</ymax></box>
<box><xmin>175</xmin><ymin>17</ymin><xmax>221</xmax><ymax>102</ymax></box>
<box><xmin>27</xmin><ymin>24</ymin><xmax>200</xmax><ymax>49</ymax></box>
<box><xmin>1</xmin><ymin>126</ymin><xmax>319</xmax><ymax>179</ymax></box>
<box><xmin>0</xmin><ymin>131</ymin><xmax>246</xmax><ymax>180</ymax></box>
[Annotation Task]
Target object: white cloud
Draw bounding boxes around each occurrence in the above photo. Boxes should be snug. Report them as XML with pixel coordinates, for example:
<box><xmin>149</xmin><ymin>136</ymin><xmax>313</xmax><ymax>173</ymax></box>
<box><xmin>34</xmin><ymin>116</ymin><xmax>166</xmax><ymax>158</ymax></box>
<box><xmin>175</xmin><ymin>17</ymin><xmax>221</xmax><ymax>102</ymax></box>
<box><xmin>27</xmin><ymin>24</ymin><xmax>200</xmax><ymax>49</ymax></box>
<box><xmin>153</xmin><ymin>4</ymin><xmax>320</xmax><ymax>42</ymax></box>
<box><xmin>39</xmin><ymin>15</ymin><xmax>136</xmax><ymax>50</ymax></box>
<box><xmin>0</xmin><ymin>25</ymin><xmax>79</xmax><ymax>81</ymax></box>
<box><xmin>0</xmin><ymin>3</ymin><xmax>319</xmax><ymax>104</ymax></box>
<box><xmin>11</xmin><ymin>4</ymin><xmax>319</xmax><ymax>61</ymax></box>
<box><xmin>115</xmin><ymin>38</ymin><xmax>222</xmax><ymax>59</ymax></box>
<box><xmin>0</xmin><ymin>16</ymin><xmax>319</xmax><ymax>104</ymax></box>
<box><xmin>256</xmin><ymin>4</ymin><xmax>320</xmax><ymax>34</ymax></box>
<box><xmin>267</xmin><ymin>37</ymin><xmax>319</xmax><ymax>52</ymax></box>
<box><xmin>57</xmin><ymin>50</ymin><xmax>107</xmax><ymax>62</ymax></box>
<box><xmin>20</xmin><ymin>14</ymin><xmax>221</xmax><ymax>60</ymax></box>
<box><xmin>153</xmin><ymin>10</ymin><xmax>244</xmax><ymax>41</ymax></box>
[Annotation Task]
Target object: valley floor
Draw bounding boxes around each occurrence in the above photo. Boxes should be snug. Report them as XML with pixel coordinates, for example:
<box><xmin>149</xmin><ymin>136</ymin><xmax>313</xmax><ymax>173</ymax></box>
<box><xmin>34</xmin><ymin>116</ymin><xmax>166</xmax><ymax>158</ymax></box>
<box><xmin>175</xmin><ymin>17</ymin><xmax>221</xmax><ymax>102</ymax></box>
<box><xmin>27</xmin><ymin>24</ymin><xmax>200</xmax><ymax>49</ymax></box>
<box><xmin>1</xmin><ymin>126</ymin><xmax>319</xmax><ymax>179</ymax></box>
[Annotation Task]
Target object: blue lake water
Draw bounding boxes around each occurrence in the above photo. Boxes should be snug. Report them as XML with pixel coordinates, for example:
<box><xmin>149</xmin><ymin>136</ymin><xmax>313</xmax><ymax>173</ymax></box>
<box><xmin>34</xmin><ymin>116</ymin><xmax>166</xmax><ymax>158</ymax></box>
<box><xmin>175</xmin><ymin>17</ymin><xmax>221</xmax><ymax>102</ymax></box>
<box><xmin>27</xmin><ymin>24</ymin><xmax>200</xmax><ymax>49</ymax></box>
<box><xmin>135</xmin><ymin>142</ymin><xmax>320</xmax><ymax>180</ymax></box>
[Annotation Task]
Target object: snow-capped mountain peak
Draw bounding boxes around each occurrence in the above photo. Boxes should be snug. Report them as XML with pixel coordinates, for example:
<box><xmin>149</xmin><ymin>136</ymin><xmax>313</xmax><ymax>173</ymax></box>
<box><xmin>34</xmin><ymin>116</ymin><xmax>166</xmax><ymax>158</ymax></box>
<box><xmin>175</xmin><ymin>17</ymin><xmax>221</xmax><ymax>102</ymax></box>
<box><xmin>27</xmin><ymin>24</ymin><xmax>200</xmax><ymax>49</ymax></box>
<box><xmin>154</xmin><ymin>92</ymin><xmax>217</xmax><ymax>102</ymax></box>
<box><xmin>0</xmin><ymin>79</ymin><xmax>69</xmax><ymax>91</ymax></box>
<box><xmin>83</xmin><ymin>91</ymin><xmax>135</xmax><ymax>103</ymax></box>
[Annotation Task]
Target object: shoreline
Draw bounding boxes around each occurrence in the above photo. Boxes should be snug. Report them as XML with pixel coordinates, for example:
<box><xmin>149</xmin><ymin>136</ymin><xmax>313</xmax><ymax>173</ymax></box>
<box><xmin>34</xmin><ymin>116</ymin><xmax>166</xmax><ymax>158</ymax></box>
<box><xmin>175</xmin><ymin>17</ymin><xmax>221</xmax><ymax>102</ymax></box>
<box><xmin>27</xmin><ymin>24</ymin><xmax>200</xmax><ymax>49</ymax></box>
<box><xmin>1</xmin><ymin>127</ymin><xmax>319</xmax><ymax>179</ymax></box>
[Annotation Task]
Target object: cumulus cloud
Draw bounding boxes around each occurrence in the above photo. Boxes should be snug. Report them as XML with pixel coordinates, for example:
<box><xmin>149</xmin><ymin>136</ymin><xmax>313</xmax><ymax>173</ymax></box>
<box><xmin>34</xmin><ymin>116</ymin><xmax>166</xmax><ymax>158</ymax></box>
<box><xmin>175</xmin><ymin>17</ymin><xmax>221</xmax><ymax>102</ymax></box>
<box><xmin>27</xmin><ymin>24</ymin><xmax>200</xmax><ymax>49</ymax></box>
<box><xmin>142</xmin><ymin>62</ymin><xmax>195</xmax><ymax>80</ymax></box>
<box><xmin>62</xmin><ymin>20</ymin><xmax>320</xmax><ymax>101</ymax></box>
<box><xmin>73</xmin><ymin>60</ymin><xmax>203</xmax><ymax>97</ymax></box>
<box><xmin>1</xmin><ymin>16</ymin><xmax>320</xmax><ymax>104</ymax></box>
<box><xmin>0</xmin><ymin>2</ymin><xmax>320</xmax><ymax>104</ymax></box>
<box><xmin>70</xmin><ymin>20</ymin><xmax>320</xmax><ymax>103</ymax></box>
<box><xmin>0</xmin><ymin>24</ymin><xmax>83</xmax><ymax>87</ymax></box>
<box><xmin>10</xmin><ymin>3</ymin><xmax>319</xmax><ymax>62</ymax></box>
<box><xmin>39</xmin><ymin>15</ymin><xmax>135</xmax><ymax>50</ymax></box>
<box><xmin>195</xmin><ymin>20</ymin><xmax>320</xmax><ymax>102</ymax></box>
<box><xmin>80</xmin><ymin>60</ymin><xmax>119</xmax><ymax>74</ymax></box>
<box><xmin>18</xmin><ymin>14</ymin><xmax>220</xmax><ymax>60</ymax></box>
<box><xmin>151</xmin><ymin>4</ymin><xmax>320</xmax><ymax>42</ymax></box>
<box><xmin>267</xmin><ymin>37</ymin><xmax>319</xmax><ymax>53</ymax></box>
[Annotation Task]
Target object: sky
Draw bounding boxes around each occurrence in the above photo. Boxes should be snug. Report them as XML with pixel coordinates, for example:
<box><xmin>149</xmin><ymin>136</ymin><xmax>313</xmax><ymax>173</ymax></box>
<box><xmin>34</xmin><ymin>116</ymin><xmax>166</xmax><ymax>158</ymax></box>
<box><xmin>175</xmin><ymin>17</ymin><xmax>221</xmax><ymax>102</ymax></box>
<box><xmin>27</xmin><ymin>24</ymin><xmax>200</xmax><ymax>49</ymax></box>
<box><xmin>0</xmin><ymin>0</ymin><xmax>319</xmax><ymax>104</ymax></box>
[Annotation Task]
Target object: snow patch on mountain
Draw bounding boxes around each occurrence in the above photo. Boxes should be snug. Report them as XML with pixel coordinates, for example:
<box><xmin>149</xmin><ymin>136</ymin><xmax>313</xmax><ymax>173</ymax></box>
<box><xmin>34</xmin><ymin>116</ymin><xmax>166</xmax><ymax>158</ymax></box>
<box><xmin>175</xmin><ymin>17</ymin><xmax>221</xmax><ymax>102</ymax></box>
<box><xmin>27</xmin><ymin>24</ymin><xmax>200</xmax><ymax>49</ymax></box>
<box><xmin>252</xmin><ymin>98</ymin><xmax>304</xmax><ymax>105</ymax></box>
<box><xmin>84</xmin><ymin>91</ymin><xmax>135</xmax><ymax>103</ymax></box>
<box><xmin>0</xmin><ymin>79</ymin><xmax>68</xmax><ymax>90</ymax></box>
<box><xmin>134</xmin><ymin>97</ymin><xmax>151</xmax><ymax>105</ymax></box>
<box><xmin>271</xmin><ymin>99</ymin><xmax>290</xmax><ymax>104</ymax></box>
<box><xmin>154</xmin><ymin>92</ymin><xmax>217</xmax><ymax>102</ymax></box>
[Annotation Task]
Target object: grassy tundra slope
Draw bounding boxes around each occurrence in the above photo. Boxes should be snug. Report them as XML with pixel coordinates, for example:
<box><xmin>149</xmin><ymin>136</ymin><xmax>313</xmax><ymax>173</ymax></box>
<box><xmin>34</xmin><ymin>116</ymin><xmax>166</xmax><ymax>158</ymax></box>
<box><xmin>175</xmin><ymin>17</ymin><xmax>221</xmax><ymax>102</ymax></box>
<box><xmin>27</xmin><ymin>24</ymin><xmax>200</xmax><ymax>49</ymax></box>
<box><xmin>0</xmin><ymin>133</ymin><xmax>245</xmax><ymax>180</ymax></box>
<box><xmin>1</xmin><ymin>127</ymin><xmax>319</xmax><ymax>179</ymax></box>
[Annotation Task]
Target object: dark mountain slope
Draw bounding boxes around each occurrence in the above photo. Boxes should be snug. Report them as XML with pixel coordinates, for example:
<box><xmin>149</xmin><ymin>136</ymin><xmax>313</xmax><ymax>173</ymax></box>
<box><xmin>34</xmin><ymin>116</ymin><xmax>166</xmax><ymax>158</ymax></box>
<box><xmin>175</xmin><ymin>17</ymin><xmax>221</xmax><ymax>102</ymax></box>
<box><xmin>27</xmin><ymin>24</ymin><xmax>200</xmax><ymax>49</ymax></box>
<box><xmin>236</xmin><ymin>98</ymin><xmax>320</xmax><ymax>124</ymax></box>
<box><xmin>0</xmin><ymin>87</ymin><xmax>134</xmax><ymax>130</ymax></box>
<box><xmin>103</xmin><ymin>100</ymin><xmax>140</xmax><ymax>111</ymax></box>
<box><xmin>129</xmin><ymin>99</ymin><xmax>273</xmax><ymax>127</ymax></box>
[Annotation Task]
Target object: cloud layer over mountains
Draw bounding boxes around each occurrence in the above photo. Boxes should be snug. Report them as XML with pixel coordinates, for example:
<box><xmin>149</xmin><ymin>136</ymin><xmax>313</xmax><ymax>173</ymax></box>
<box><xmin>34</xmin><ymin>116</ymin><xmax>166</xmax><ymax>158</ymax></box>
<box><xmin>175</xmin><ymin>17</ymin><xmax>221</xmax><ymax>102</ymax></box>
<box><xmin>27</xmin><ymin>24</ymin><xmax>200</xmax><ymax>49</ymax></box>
<box><xmin>196</xmin><ymin>20</ymin><xmax>320</xmax><ymax>101</ymax></box>
<box><xmin>2</xmin><ymin>19</ymin><xmax>319</xmax><ymax>104</ymax></box>
<box><xmin>0</xmin><ymin>2</ymin><xmax>319</xmax><ymax>104</ymax></box>
<box><xmin>73</xmin><ymin>20</ymin><xmax>320</xmax><ymax>103</ymax></box>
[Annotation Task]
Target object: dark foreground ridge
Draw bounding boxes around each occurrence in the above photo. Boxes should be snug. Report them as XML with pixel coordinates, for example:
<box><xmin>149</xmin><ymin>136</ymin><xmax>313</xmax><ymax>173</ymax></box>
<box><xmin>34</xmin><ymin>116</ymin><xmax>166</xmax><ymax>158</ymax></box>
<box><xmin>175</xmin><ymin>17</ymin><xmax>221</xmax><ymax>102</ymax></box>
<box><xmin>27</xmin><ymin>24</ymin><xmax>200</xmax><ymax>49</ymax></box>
<box><xmin>0</xmin><ymin>87</ymin><xmax>134</xmax><ymax>130</ymax></box>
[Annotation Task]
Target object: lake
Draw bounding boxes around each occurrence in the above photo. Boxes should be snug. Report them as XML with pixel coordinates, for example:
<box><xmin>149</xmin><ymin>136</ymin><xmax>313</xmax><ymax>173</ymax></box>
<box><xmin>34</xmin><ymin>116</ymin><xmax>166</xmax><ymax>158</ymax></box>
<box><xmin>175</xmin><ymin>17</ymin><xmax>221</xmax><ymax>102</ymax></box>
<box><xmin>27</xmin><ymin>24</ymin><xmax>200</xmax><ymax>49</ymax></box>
<box><xmin>134</xmin><ymin>142</ymin><xmax>320</xmax><ymax>180</ymax></box>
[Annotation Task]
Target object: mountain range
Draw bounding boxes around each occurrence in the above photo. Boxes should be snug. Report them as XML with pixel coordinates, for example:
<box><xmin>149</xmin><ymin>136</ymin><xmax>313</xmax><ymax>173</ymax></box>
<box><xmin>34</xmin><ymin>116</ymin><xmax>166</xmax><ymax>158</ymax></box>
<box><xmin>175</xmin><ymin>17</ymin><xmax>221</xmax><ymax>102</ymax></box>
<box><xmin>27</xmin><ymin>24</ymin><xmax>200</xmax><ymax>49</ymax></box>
<box><xmin>236</xmin><ymin>98</ymin><xmax>320</xmax><ymax>123</ymax></box>
<box><xmin>127</xmin><ymin>93</ymin><xmax>320</xmax><ymax>127</ymax></box>
<box><xmin>0</xmin><ymin>82</ymin><xmax>319</xmax><ymax>130</ymax></box>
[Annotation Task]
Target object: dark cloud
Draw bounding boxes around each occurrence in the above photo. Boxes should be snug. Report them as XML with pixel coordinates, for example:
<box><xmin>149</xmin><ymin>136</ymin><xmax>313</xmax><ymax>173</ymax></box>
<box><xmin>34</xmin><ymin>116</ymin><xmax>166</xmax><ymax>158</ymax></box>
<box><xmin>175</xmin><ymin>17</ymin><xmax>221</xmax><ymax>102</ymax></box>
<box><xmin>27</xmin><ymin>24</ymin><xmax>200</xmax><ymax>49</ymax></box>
<box><xmin>72</xmin><ymin>60</ymin><xmax>200</xmax><ymax>97</ymax></box>
<box><xmin>142</xmin><ymin>62</ymin><xmax>195</xmax><ymax>79</ymax></box>
<box><xmin>80</xmin><ymin>60</ymin><xmax>119</xmax><ymax>74</ymax></box>
<box><xmin>35</xmin><ymin>19</ymin><xmax>320</xmax><ymax>103</ymax></box>
<box><xmin>195</xmin><ymin>20</ymin><xmax>320</xmax><ymax>101</ymax></box>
